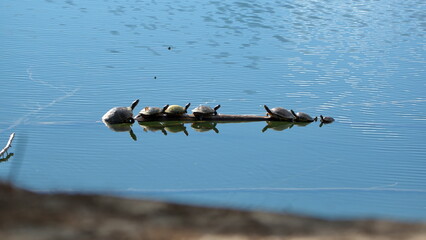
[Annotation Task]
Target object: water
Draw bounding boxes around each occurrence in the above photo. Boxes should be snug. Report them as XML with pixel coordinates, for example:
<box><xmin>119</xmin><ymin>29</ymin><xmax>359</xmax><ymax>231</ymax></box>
<box><xmin>1</xmin><ymin>0</ymin><xmax>425</xmax><ymax>221</ymax></box>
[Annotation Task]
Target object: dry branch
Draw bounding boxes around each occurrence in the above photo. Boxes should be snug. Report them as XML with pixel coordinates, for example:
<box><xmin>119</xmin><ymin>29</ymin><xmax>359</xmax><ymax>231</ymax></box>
<box><xmin>0</xmin><ymin>133</ymin><xmax>15</xmax><ymax>156</ymax></box>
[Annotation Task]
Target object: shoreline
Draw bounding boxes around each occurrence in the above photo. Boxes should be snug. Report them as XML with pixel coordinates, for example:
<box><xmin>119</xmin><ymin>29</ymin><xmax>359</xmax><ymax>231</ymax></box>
<box><xmin>0</xmin><ymin>182</ymin><xmax>425</xmax><ymax>240</ymax></box>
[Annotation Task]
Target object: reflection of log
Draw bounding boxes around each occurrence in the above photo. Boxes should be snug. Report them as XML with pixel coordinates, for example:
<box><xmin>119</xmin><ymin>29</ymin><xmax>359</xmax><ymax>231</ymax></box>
<box><xmin>0</xmin><ymin>152</ymin><xmax>14</xmax><ymax>163</ymax></box>
<box><xmin>0</xmin><ymin>133</ymin><xmax>15</xmax><ymax>156</ymax></box>
<box><xmin>135</xmin><ymin>114</ymin><xmax>272</xmax><ymax>123</ymax></box>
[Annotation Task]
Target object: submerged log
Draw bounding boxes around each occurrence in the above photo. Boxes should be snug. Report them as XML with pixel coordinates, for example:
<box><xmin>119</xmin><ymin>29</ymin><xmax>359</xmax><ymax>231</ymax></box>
<box><xmin>135</xmin><ymin>114</ymin><xmax>272</xmax><ymax>123</ymax></box>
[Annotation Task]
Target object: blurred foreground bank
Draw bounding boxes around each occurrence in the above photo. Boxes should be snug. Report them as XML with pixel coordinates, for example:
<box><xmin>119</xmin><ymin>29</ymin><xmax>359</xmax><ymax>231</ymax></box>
<box><xmin>0</xmin><ymin>182</ymin><xmax>425</xmax><ymax>240</ymax></box>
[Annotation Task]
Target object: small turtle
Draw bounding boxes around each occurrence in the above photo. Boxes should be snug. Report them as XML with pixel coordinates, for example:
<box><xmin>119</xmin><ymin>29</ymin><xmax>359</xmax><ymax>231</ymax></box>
<box><xmin>291</xmin><ymin>110</ymin><xmax>317</xmax><ymax>122</ymax></box>
<box><xmin>102</xmin><ymin>99</ymin><xmax>139</xmax><ymax>124</ymax></box>
<box><xmin>320</xmin><ymin>115</ymin><xmax>335</xmax><ymax>124</ymax></box>
<box><xmin>264</xmin><ymin>105</ymin><xmax>295</xmax><ymax>121</ymax></box>
<box><xmin>164</xmin><ymin>103</ymin><xmax>191</xmax><ymax>116</ymax></box>
<box><xmin>135</xmin><ymin>105</ymin><xmax>169</xmax><ymax>119</ymax></box>
<box><xmin>192</xmin><ymin>104</ymin><xmax>221</xmax><ymax>120</ymax></box>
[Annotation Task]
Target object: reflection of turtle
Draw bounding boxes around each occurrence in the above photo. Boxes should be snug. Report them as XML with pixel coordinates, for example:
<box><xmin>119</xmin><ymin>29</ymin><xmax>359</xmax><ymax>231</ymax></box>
<box><xmin>163</xmin><ymin>122</ymin><xmax>189</xmax><ymax>136</ymax></box>
<box><xmin>135</xmin><ymin>105</ymin><xmax>169</xmax><ymax>119</ymax></box>
<box><xmin>191</xmin><ymin>122</ymin><xmax>219</xmax><ymax>133</ymax></box>
<box><xmin>103</xmin><ymin>122</ymin><xmax>137</xmax><ymax>141</ymax></box>
<box><xmin>102</xmin><ymin>99</ymin><xmax>139</xmax><ymax>124</ymax></box>
<box><xmin>262</xmin><ymin>121</ymin><xmax>294</xmax><ymax>132</ymax></box>
<box><xmin>192</xmin><ymin>105</ymin><xmax>221</xmax><ymax>120</ymax></box>
<box><xmin>293</xmin><ymin>121</ymin><xmax>312</xmax><ymax>127</ymax></box>
<box><xmin>138</xmin><ymin>121</ymin><xmax>167</xmax><ymax>135</ymax></box>
<box><xmin>164</xmin><ymin>103</ymin><xmax>191</xmax><ymax>116</ymax></box>
<box><xmin>291</xmin><ymin>110</ymin><xmax>317</xmax><ymax>122</ymax></box>
<box><xmin>264</xmin><ymin>105</ymin><xmax>295</xmax><ymax>121</ymax></box>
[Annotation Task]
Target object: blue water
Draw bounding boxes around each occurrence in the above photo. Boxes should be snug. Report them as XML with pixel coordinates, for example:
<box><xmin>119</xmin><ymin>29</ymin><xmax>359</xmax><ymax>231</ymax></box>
<box><xmin>1</xmin><ymin>0</ymin><xmax>425</xmax><ymax>221</ymax></box>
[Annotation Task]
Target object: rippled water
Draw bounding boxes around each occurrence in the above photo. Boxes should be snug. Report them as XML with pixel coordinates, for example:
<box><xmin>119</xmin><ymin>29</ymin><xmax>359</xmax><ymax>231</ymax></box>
<box><xmin>1</xmin><ymin>0</ymin><xmax>425</xmax><ymax>220</ymax></box>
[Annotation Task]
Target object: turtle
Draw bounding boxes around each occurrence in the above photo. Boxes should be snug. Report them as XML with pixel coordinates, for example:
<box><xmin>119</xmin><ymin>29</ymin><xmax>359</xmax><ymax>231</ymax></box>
<box><xmin>164</xmin><ymin>103</ymin><xmax>191</xmax><ymax>116</ymax></box>
<box><xmin>135</xmin><ymin>105</ymin><xmax>169</xmax><ymax>120</ymax></box>
<box><xmin>102</xmin><ymin>99</ymin><xmax>139</xmax><ymax>124</ymax></box>
<box><xmin>320</xmin><ymin>115</ymin><xmax>334</xmax><ymax>123</ymax></box>
<box><xmin>263</xmin><ymin>105</ymin><xmax>295</xmax><ymax>121</ymax></box>
<box><xmin>290</xmin><ymin>109</ymin><xmax>317</xmax><ymax>122</ymax></box>
<box><xmin>320</xmin><ymin>115</ymin><xmax>335</xmax><ymax>124</ymax></box>
<box><xmin>191</xmin><ymin>104</ymin><xmax>221</xmax><ymax>120</ymax></box>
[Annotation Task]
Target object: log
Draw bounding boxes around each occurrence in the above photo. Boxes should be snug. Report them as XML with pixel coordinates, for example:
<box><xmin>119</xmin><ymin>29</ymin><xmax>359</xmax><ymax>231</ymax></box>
<box><xmin>0</xmin><ymin>133</ymin><xmax>15</xmax><ymax>156</ymax></box>
<box><xmin>135</xmin><ymin>114</ymin><xmax>273</xmax><ymax>123</ymax></box>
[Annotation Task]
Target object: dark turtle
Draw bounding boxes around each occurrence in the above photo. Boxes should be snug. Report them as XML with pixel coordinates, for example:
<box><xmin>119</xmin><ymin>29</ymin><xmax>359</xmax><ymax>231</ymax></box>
<box><xmin>135</xmin><ymin>105</ymin><xmax>169</xmax><ymax>119</ymax></box>
<box><xmin>291</xmin><ymin>110</ymin><xmax>317</xmax><ymax>122</ymax></box>
<box><xmin>320</xmin><ymin>115</ymin><xmax>335</xmax><ymax>124</ymax></box>
<box><xmin>192</xmin><ymin>104</ymin><xmax>221</xmax><ymax>120</ymax></box>
<box><xmin>264</xmin><ymin>105</ymin><xmax>295</xmax><ymax>121</ymax></box>
<box><xmin>191</xmin><ymin>122</ymin><xmax>219</xmax><ymax>133</ymax></box>
<box><xmin>319</xmin><ymin>115</ymin><xmax>334</xmax><ymax>127</ymax></box>
<box><xmin>164</xmin><ymin>103</ymin><xmax>191</xmax><ymax>116</ymax></box>
<box><xmin>102</xmin><ymin>99</ymin><xmax>139</xmax><ymax>124</ymax></box>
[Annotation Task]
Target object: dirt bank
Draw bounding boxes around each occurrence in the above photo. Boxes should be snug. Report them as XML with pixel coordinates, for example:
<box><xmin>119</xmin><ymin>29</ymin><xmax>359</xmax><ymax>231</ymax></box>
<box><xmin>0</xmin><ymin>182</ymin><xmax>425</xmax><ymax>240</ymax></box>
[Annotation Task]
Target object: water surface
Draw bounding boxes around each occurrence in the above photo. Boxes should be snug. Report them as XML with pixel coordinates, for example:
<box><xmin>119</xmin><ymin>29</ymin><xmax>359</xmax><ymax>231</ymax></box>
<box><xmin>0</xmin><ymin>0</ymin><xmax>425</xmax><ymax>221</ymax></box>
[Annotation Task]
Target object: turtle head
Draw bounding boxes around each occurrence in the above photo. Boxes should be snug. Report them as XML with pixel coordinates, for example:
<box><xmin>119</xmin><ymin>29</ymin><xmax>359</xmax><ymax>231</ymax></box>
<box><xmin>134</xmin><ymin>113</ymin><xmax>142</xmax><ymax>119</ymax></box>
<box><xmin>184</xmin><ymin>103</ymin><xmax>191</xmax><ymax>113</ymax></box>
<box><xmin>162</xmin><ymin>104</ymin><xmax>169</xmax><ymax>113</ymax></box>
<box><xmin>290</xmin><ymin>109</ymin><xmax>297</xmax><ymax>118</ymax></box>
<box><xmin>320</xmin><ymin>115</ymin><xmax>324</xmax><ymax>121</ymax></box>
<box><xmin>130</xmin><ymin>99</ymin><xmax>140</xmax><ymax>110</ymax></box>
<box><xmin>314</xmin><ymin>116</ymin><xmax>318</xmax><ymax>122</ymax></box>
<box><xmin>264</xmin><ymin>105</ymin><xmax>273</xmax><ymax>115</ymax></box>
<box><xmin>214</xmin><ymin>104</ymin><xmax>221</xmax><ymax>115</ymax></box>
<box><xmin>128</xmin><ymin>118</ymin><xmax>135</xmax><ymax>124</ymax></box>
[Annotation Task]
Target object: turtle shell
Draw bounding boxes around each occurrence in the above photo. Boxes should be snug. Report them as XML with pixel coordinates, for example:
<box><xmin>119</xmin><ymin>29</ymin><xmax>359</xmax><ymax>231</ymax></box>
<box><xmin>320</xmin><ymin>115</ymin><xmax>335</xmax><ymax>123</ymax></box>
<box><xmin>102</xmin><ymin>99</ymin><xmax>139</xmax><ymax>124</ymax></box>
<box><xmin>291</xmin><ymin>110</ymin><xmax>317</xmax><ymax>122</ymax></box>
<box><xmin>140</xmin><ymin>104</ymin><xmax>168</xmax><ymax>116</ymax></box>
<box><xmin>165</xmin><ymin>103</ymin><xmax>191</xmax><ymax>115</ymax></box>
<box><xmin>264</xmin><ymin>105</ymin><xmax>294</xmax><ymax>121</ymax></box>
<box><xmin>192</xmin><ymin>104</ymin><xmax>220</xmax><ymax>115</ymax></box>
<box><xmin>140</xmin><ymin>106</ymin><xmax>162</xmax><ymax>115</ymax></box>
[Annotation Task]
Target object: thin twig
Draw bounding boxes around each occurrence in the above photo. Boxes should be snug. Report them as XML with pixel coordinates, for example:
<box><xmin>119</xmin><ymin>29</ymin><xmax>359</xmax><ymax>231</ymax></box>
<box><xmin>0</xmin><ymin>133</ymin><xmax>15</xmax><ymax>156</ymax></box>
